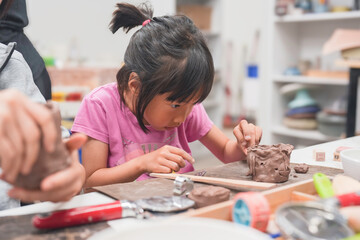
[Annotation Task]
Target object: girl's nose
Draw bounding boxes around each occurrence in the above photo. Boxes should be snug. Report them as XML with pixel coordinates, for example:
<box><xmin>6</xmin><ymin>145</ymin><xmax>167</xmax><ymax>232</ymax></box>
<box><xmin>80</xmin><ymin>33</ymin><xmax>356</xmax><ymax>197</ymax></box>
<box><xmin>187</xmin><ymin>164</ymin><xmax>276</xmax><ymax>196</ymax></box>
<box><xmin>173</xmin><ymin>115</ymin><xmax>186</xmax><ymax>125</ymax></box>
<box><xmin>173</xmin><ymin>110</ymin><xmax>188</xmax><ymax>125</ymax></box>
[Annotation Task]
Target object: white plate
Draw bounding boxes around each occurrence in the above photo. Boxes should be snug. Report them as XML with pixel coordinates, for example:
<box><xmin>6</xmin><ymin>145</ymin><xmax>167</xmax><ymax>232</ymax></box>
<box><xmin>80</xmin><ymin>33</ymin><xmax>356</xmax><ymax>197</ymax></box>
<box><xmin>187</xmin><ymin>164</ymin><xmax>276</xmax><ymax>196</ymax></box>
<box><xmin>89</xmin><ymin>217</ymin><xmax>272</xmax><ymax>240</ymax></box>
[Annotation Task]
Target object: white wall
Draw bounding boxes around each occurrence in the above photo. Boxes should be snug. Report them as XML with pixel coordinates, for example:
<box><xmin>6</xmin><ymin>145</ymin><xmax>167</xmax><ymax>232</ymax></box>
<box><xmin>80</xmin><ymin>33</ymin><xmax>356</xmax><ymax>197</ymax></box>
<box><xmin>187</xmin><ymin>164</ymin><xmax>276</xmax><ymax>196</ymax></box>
<box><xmin>221</xmin><ymin>0</ymin><xmax>267</xmax><ymax>119</ymax></box>
<box><xmin>26</xmin><ymin>0</ymin><xmax>175</xmax><ymax>67</ymax></box>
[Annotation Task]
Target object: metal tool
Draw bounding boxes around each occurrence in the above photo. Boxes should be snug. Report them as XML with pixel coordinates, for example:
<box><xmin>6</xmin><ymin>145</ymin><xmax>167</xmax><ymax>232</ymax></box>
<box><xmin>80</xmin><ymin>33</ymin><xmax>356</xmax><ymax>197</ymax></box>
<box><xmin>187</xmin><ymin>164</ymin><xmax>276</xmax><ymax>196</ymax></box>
<box><xmin>275</xmin><ymin>191</ymin><xmax>360</xmax><ymax>240</ymax></box>
<box><xmin>173</xmin><ymin>176</ymin><xmax>194</xmax><ymax>196</ymax></box>
<box><xmin>33</xmin><ymin>178</ymin><xmax>195</xmax><ymax>229</ymax></box>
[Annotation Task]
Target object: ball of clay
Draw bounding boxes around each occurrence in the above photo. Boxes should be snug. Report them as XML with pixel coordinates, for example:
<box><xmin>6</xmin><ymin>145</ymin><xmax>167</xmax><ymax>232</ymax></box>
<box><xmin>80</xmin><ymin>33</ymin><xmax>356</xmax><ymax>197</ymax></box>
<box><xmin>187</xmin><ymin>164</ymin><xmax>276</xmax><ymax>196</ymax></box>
<box><xmin>247</xmin><ymin>143</ymin><xmax>294</xmax><ymax>183</ymax></box>
<box><xmin>188</xmin><ymin>186</ymin><xmax>230</xmax><ymax>208</ymax></box>
<box><xmin>14</xmin><ymin>102</ymin><xmax>71</xmax><ymax>190</ymax></box>
<box><xmin>293</xmin><ymin>163</ymin><xmax>309</xmax><ymax>174</ymax></box>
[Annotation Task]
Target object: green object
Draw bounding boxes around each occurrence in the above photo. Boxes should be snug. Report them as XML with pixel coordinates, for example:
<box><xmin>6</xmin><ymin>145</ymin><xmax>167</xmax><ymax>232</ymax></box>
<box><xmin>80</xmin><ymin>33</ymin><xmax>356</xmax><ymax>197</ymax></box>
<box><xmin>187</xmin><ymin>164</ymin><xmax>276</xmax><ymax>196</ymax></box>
<box><xmin>313</xmin><ymin>172</ymin><xmax>335</xmax><ymax>198</ymax></box>
<box><xmin>342</xmin><ymin>233</ymin><xmax>360</xmax><ymax>240</ymax></box>
<box><xmin>43</xmin><ymin>56</ymin><xmax>55</xmax><ymax>67</ymax></box>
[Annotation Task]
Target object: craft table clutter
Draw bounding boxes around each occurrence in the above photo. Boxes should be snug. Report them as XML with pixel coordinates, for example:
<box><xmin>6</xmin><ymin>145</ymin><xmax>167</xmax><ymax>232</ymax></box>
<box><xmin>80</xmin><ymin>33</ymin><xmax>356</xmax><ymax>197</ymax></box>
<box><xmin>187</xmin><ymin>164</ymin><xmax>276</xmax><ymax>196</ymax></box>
<box><xmin>0</xmin><ymin>137</ymin><xmax>359</xmax><ymax>239</ymax></box>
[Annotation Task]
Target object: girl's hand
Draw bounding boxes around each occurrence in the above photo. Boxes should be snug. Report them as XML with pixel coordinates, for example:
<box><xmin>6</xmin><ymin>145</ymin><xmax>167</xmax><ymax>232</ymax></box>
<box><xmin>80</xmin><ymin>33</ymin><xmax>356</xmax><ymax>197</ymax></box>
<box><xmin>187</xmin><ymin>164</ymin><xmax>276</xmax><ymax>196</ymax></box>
<box><xmin>7</xmin><ymin>134</ymin><xmax>87</xmax><ymax>202</ymax></box>
<box><xmin>140</xmin><ymin>145</ymin><xmax>195</xmax><ymax>173</ymax></box>
<box><xmin>0</xmin><ymin>89</ymin><xmax>57</xmax><ymax>183</ymax></box>
<box><xmin>233</xmin><ymin>120</ymin><xmax>262</xmax><ymax>155</ymax></box>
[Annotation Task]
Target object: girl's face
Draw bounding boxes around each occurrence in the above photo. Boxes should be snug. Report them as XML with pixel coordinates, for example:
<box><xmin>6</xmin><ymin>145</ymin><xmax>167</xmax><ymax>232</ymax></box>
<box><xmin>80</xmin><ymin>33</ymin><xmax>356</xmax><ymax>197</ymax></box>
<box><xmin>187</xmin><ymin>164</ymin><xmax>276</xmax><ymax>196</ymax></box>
<box><xmin>143</xmin><ymin>93</ymin><xmax>197</xmax><ymax>131</ymax></box>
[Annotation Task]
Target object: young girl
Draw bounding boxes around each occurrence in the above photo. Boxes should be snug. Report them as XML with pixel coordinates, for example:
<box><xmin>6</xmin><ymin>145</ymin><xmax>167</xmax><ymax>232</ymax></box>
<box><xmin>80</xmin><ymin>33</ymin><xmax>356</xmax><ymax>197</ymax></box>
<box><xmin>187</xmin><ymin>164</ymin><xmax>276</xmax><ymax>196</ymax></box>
<box><xmin>72</xmin><ymin>2</ymin><xmax>262</xmax><ymax>188</ymax></box>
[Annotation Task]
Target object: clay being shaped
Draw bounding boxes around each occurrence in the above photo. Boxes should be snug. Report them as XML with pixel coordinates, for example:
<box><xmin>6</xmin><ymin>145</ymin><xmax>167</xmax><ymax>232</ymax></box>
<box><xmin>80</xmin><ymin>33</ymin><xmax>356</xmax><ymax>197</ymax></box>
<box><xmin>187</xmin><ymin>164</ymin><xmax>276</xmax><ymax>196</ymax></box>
<box><xmin>247</xmin><ymin>144</ymin><xmax>294</xmax><ymax>183</ymax></box>
<box><xmin>188</xmin><ymin>186</ymin><xmax>230</xmax><ymax>208</ymax></box>
<box><xmin>14</xmin><ymin>102</ymin><xmax>71</xmax><ymax>189</ymax></box>
<box><xmin>294</xmin><ymin>163</ymin><xmax>309</xmax><ymax>174</ymax></box>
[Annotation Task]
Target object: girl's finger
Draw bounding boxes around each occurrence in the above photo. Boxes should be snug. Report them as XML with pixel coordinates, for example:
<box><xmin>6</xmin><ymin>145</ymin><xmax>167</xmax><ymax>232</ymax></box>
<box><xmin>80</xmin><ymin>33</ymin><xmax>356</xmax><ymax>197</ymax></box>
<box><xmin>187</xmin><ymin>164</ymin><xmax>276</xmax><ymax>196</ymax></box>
<box><xmin>155</xmin><ymin>165</ymin><xmax>172</xmax><ymax>174</ymax></box>
<box><xmin>233</xmin><ymin>125</ymin><xmax>245</xmax><ymax>145</ymax></box>
<box><xmin>255</xmin><ymin>126</ymin><xmax>263</xmax><ymax>144</ymax></box>
<box><xmin>239</xmin><ymin>120</ymin><xmax>252</xmax><ymax>141</ymax></box>
<box><xmin>163</xmin><ymin>152</ymin><xmax>186</xmax><ymax>168</ymax></box>
<box><xmin>168</xmin><ymin>146</ymin><xmax>194</xmax><ymax>164</ymax></box>
<box><xmin>247</xmin><ymin>123</ymin><xmax>256</xmax><ymax>147</ymax></box>
<box><xmin>159</xmin><ymin>158</ymin><xmax>180</xmax><ymax>172</ymax></box>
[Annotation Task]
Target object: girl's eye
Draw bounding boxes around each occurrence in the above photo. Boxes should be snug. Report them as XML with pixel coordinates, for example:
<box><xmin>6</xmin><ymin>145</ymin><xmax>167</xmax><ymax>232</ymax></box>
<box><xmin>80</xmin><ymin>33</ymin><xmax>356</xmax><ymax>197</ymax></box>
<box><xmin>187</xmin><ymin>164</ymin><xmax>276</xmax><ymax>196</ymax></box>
<box><xmin>171</xmin><ymin>104</ymin><xmax>181</xmax><ymax>108</ymax></box>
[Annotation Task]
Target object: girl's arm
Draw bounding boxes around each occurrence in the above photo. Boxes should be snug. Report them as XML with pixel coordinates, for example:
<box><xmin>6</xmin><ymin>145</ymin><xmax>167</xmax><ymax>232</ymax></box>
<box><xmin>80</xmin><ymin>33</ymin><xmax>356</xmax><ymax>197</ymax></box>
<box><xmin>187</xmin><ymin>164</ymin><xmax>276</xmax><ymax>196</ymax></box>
<box><xmin>82</xmin><ymin>138</ymin><xmax>144</xmax><ymax>188</ymax></box>
<box><xmin>83</xmin><ymin>138</ymin><xmax>193</xmax><ymax>188</ymax></box>
<box><xmin>200</xmin><ymin>120</ymin><xmax>262</xmax><ymax>163</ymax></box>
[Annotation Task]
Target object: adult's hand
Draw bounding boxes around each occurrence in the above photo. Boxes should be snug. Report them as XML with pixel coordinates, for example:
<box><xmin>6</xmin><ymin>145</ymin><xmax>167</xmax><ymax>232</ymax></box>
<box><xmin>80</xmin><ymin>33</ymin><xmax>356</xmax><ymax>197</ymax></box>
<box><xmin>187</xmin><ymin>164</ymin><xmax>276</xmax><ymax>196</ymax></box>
<box><xmin>7</xmin><ymin>134</ymin><xmax>87</xmax><ymax>202</ymax></box>
<box><xmin>0</xmin><ymin>89</ymin><xmax>57</xmax><ymax>183</ymax></box>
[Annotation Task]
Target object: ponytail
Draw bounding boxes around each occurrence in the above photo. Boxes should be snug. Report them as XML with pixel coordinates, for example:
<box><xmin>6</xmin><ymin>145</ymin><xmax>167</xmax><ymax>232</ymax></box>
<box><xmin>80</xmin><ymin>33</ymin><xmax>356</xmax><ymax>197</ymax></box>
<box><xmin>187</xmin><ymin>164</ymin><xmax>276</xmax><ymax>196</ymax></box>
<box><xmin>109</xmin><ymin>3</ymin><xmax>153</xmax><ymax>34</ymax></box>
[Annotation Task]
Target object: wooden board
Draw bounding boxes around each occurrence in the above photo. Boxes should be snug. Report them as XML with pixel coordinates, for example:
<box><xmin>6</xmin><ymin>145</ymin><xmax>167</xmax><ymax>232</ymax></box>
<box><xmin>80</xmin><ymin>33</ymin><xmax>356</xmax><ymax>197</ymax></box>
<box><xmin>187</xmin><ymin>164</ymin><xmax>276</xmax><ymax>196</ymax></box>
<box><xmin>178</xmin><ymin>178</ymin><xmax>318</xmax><ymax>221</ymax></box>
<box><xmin>94</xmin><ymin>161</ymin><xmax>343</xmax><ymax>201</ymax></box>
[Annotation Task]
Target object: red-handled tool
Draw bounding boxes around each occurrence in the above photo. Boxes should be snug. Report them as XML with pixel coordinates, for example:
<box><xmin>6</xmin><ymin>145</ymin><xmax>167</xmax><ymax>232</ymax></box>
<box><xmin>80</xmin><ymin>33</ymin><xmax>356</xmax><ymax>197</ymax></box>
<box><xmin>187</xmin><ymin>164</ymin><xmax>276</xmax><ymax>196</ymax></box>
<box><xmin>32</xmin><ymin>200</ymin><xmax>143</xmax><ymax>229</ymax></box>
<box><xmin>337</xmin><ymin>191</ymin><xmax>360</xmax><ymax>207</ymax></box>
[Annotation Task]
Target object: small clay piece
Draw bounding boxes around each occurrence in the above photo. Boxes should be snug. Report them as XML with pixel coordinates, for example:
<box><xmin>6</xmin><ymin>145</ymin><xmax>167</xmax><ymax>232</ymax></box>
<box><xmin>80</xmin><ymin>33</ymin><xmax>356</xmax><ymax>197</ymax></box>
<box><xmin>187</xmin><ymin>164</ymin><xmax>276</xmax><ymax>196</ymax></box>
<box><xmin>188</xmin><ymin>186</ymin><xmax>230</xmax><ymax>208</ymax></box>
<box><xmin>14</xmin><ymin>102</ymin><xmax>71</xmax><ymax>189</ymax></box>
<box><xmin>247</xmin><ymin>143</ymin><xmax>294</xmax><ymax>183</ymax></box>
<box><xmin>293</xmin><ymin>163</ymin><xmax>309</xmax><ymax>174</ymax></box>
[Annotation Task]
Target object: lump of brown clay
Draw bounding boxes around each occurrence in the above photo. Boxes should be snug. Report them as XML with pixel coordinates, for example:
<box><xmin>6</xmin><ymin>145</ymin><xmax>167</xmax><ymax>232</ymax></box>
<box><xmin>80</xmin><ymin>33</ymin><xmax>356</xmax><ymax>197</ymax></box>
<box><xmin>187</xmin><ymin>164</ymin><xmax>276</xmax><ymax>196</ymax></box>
<box><xmin>14</xmin><ymin>102</ymin><xmax>71</xmax><ymax>190</ymax></box>
<box><xmin>188</xmin><ymin>186</ymin><xmax>230</xmax><ymax>208</ymax></box>
<box><xmin>294</xmin><ymin>163</ymin><xmax>309</xmax><ymax>174</ymax></box>
<box><xmin>247</xmin><ymin>143</ymin><xmax>294</xmax><ymax>183</ymax></box>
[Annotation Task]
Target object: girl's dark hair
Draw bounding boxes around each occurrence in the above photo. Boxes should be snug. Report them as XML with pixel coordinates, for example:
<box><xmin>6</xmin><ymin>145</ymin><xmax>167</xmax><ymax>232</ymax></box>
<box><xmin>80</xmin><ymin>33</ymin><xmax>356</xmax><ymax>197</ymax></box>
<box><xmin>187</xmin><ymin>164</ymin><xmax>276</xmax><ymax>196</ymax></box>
<box><xmin>0</xmin><ymin>0</ymin><xmax>14</xmax><ymax>18</ymax></box>
<box><xmin>110</xmin><ymin>2</ymin><xmax>214</xmax><ymax>133</ymax></box>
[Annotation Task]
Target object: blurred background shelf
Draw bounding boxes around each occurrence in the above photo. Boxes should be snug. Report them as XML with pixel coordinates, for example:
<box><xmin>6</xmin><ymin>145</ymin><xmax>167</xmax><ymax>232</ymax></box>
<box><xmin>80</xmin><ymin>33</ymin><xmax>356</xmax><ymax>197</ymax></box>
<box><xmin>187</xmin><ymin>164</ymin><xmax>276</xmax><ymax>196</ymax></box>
<box><xmin>272</xmin><ymin>125</ymin><xmax>339</xmax><ymax>142</ymax></box>
<box><xmin>273</xmin><ymin>75</ymin><xmax>348</xmax><ymax>85</ymax></box>
<box><xmin>274</xmin><ymin>10</ymin><xmax>360</xmax><ymax>23</ymax></box>
<box><xmin>264</xmin><ymin>0</ymin><xmax>359</xmax><ymax>148</ymax></box>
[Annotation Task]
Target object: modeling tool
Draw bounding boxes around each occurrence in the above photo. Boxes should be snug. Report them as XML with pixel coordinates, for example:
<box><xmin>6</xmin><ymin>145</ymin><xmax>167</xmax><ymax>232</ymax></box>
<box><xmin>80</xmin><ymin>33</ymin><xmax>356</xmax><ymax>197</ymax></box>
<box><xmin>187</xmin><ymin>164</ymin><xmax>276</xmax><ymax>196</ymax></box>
<box><xmin>173</xmin><ymin>176</ymin><xmax>194</xmax><ymax>196</ymax></box>
<box><xmin>313</xmin><ymin>173</ymin><xmax>335</xmax><ymax>198</ymax></box>
<box><xmin>149</xmin><ymin>173</ymin><xmax>276</xmax><ymax>190</ymax></box>
<box><xmin>33</xmin><ymin>177</ymin><xmax>196</xmax><ymax>229</ymax></box>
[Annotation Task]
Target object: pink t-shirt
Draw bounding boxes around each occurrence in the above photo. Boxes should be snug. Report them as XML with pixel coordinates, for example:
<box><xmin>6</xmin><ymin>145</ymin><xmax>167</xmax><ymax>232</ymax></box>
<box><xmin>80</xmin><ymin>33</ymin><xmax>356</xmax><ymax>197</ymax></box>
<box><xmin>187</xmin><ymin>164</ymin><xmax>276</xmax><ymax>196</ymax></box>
<box><xmin>72</xmin><ymin>82</ymin><xmax>213</xmax><ymax>180</ymax></box>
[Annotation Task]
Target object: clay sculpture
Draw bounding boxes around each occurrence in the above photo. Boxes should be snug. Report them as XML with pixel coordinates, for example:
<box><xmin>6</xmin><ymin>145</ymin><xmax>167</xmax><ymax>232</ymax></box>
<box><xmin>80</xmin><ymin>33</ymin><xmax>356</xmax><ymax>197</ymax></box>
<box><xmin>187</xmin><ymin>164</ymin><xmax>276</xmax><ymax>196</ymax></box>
<box><xmin>188</xmin><ymin>186</ymin><xmax>230</xmax><ymax>208</ymax></box>
<box><xmin>14</xmin><ymin>102</ymin><xmax>71</xmax><ymax>189</ymax></box>
<box><xmin>247</xmin><ymin>144</ymin><xmax>294</xmax><ymax>183</ymax></box>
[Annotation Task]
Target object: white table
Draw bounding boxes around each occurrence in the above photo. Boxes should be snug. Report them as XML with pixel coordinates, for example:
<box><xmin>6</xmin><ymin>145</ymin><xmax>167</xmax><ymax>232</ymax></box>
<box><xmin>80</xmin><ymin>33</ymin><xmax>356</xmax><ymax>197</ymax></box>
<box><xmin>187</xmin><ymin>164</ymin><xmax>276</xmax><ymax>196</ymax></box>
<box><xmin>291</xmin><ymin>136</ymin><xmax>360</xmax><ymax>169</ymax></box>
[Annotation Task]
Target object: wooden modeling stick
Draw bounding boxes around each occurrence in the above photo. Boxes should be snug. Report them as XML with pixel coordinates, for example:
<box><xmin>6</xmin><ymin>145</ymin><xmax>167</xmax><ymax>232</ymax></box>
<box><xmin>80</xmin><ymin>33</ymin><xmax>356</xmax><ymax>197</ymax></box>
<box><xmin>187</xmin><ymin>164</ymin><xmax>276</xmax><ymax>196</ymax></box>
<box><xmin>149</xmin><ymin>173</ymin><xmax>276</xmax><ymax>190</ymax></box>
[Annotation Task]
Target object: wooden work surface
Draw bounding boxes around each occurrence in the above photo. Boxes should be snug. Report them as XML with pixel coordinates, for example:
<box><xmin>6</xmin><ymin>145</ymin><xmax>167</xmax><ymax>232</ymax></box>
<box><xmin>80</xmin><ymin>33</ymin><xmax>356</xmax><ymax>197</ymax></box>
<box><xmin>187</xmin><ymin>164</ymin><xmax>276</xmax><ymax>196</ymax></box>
<box><xmin>0</xmin><ymin>161</ymin><xmax>344</xmax><ymax>239</ymax></box>
<box><xmin>94</xmin><ymin>161</ymin><xmax>344</xmax><ymax>201</ymax></box>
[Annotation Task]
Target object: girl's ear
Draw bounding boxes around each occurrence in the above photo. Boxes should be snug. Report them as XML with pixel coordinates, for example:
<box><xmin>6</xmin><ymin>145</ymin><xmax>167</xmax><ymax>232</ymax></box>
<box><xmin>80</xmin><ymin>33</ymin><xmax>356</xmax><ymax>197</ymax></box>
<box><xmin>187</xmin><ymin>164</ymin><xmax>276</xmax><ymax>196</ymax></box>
<box><xmin>128</xmin><ymin>72</ymin><xmax>141</xmax><ymax>95</ymax></box>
